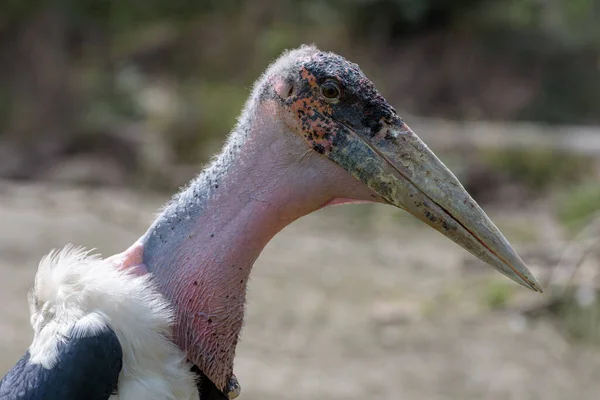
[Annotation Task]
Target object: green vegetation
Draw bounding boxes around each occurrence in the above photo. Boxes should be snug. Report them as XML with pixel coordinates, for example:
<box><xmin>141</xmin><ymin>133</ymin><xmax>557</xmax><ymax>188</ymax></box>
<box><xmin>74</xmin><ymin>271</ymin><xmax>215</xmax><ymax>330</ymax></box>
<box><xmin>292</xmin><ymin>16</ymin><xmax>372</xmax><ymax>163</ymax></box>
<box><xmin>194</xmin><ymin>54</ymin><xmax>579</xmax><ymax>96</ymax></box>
<box><xmin>558</xmin><ymin>183</ymin><xmax>600</xmax><ymax>232</ymax></box>
<box><xmin>562</xmin><ymin>301</ymin><xmax>600</xmax><ymax>344</ymax></box>
<box><xmin>481</xmin><ymin>149</ymin><xmax>595</xmax><ymax>193</ymax></box>
<box><xmin>553</xmin><ymin>292</ymin><xmax>600</xmax><ymax>345</ymax></box>
<box><xmin>482</xmin><ymin>280</ymin><xmax>515</xmax><ymax>310</ymax></box>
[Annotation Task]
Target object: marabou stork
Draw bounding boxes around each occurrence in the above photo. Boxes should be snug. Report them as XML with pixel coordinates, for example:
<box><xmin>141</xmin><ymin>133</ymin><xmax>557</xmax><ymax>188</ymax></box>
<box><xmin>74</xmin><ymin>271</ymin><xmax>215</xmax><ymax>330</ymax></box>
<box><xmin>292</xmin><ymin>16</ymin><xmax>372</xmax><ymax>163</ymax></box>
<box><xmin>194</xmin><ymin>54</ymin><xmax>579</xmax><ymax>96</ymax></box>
<box><xmin>0</xmin><ymin>45</ymin><xmax>542</xmax><ymax>399</ymax></box>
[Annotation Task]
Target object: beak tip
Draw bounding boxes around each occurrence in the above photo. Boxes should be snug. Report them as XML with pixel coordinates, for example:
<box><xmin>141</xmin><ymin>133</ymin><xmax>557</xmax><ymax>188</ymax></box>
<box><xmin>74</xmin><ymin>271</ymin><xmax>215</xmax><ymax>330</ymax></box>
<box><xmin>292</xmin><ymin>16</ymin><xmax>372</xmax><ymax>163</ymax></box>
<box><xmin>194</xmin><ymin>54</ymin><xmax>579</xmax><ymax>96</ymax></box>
<box><xmin>524</xmin><ymin>268</ymin><xmax>544</xmax><ymax>293</ymax></box>
<box><xmin>502</xmin><ymin>259</ymin><xmax>544</xmax><ymax>293</ymax></box>
<box><xmin>521</xmin><ymin>275</ymin><xmax>543</xmax><ymax>293</ymax></box>
<box><xmin>532</xmin><ymin>281</ymin><xmax>544</xmax><ymax>294</ymax></box>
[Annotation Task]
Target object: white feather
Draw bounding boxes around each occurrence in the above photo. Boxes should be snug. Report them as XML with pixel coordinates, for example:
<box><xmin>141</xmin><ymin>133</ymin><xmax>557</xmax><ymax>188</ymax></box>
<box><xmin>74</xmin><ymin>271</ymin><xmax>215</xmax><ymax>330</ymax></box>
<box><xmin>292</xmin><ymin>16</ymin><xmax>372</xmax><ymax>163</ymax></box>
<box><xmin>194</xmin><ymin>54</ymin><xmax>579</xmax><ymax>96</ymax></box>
<box><xmin>28</xmin><ymin>245</ymin><xmax>199</xmax><ymax>400</ymax></box>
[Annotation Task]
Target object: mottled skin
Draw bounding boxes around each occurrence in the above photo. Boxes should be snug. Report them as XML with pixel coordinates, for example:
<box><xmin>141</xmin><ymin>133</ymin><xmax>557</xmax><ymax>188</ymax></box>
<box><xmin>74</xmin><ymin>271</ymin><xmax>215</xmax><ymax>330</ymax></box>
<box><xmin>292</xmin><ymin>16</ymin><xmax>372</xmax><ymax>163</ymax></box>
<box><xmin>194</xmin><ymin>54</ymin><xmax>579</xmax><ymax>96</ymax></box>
<box><xmin>286</xmin><ymin>56</ymin><xmax>396</xmax><ymax>155</ymax></box>
<box><xmin>112</xmin><ymin>45</ymin><xmax>541</xmax><ymax>396</ymax></box>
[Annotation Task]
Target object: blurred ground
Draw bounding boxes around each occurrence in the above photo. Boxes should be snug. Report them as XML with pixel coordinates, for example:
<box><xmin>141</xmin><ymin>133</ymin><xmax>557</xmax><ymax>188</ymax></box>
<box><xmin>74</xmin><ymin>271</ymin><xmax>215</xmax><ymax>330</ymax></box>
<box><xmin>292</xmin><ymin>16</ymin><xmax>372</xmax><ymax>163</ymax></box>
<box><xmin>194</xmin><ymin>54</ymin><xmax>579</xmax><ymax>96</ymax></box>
<box><xmin>0</xmin><ymin>169</ymin><xmax>599</xmax><ymax>400</ymax></box>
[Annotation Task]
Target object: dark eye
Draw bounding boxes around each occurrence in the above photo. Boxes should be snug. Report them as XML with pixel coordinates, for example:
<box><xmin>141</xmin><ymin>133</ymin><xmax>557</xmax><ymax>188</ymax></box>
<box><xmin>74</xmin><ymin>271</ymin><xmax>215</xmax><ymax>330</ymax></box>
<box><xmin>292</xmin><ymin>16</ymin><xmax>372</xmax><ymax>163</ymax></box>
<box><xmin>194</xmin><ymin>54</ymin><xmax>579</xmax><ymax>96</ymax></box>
<box><xmin>321</xmin><ymin>81</ymin><xmax>341</xmax><ymax>100</ymax></box>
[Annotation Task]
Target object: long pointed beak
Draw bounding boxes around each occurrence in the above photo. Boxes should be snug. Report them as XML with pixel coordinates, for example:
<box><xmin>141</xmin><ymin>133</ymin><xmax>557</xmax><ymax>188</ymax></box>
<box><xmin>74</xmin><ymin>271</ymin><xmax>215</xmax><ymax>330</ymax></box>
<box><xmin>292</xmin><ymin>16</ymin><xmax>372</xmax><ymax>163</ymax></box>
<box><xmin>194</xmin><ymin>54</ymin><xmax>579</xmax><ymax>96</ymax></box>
<box><xmin>328</xmin><ymin>118</ymin><xmax>543</xmax><ymax>292</ymax></box>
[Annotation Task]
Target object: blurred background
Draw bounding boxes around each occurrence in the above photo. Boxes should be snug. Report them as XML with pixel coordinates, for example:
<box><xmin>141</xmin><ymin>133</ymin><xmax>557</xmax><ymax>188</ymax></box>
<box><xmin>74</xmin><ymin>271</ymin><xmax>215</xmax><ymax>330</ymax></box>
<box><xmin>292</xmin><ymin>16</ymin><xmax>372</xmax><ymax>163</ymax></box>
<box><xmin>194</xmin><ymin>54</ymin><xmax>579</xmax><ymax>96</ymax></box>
<box><xmin>1</xmin><ymin>0</ymin><xmax>600</xmax><ymax>399</ymax></box>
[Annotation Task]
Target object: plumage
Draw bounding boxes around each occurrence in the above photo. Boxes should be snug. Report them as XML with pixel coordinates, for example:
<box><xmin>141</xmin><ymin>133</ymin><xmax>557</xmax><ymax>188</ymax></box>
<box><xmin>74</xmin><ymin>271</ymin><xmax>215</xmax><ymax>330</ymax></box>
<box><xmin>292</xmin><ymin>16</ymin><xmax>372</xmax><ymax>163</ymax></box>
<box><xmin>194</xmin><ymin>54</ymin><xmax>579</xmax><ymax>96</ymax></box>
<box><xmin>0</xmin><ymin>324</ymin><xmax>121</xmax><ymax>400</ymax></box>
<box><xmin>0</xmin><ymin>246</ymin><xmax>198</xmax><ymax>400</ymax></box>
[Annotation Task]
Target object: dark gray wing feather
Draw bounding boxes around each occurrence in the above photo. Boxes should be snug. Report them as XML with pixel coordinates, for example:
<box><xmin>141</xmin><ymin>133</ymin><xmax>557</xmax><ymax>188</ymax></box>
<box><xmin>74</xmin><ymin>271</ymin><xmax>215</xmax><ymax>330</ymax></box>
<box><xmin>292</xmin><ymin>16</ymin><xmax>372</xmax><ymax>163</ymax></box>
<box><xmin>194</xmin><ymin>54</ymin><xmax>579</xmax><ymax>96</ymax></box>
<box><xmin>0</xmin><ymin>325</ymin><xmax>122</xmax><ymax>400</ymax></box>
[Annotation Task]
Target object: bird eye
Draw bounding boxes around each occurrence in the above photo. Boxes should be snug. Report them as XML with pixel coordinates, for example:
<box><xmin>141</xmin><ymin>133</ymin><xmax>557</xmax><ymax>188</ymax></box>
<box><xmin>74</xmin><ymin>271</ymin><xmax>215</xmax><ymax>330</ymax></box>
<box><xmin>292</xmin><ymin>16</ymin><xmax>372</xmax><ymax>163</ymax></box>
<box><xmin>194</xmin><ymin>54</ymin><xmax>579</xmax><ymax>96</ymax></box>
<box><xmin>321</xmin><ymin>81</ymin><xmax>340</xmax><ymax>100</ymax></box>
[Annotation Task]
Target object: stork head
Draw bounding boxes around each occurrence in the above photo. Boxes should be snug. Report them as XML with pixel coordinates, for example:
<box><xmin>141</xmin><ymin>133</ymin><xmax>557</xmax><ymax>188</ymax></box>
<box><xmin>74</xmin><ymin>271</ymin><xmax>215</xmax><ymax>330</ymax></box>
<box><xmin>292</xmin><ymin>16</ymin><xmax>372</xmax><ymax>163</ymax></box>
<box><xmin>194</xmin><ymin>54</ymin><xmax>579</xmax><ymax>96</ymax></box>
<box><xmin>259</xmin><ymin>45</ymin><xmax>541</xmax><ymax>292</ymax></box>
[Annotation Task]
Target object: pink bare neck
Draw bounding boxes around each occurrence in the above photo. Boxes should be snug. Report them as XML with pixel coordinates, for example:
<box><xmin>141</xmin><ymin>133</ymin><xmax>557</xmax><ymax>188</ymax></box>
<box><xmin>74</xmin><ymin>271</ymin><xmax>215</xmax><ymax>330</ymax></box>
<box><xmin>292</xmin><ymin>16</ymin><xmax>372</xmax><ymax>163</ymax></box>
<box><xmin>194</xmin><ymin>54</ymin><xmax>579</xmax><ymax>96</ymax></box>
<box><xmin>135</xmin><ymin>102</ymin><xmax>378</xmax><ymax>389</ymax></box>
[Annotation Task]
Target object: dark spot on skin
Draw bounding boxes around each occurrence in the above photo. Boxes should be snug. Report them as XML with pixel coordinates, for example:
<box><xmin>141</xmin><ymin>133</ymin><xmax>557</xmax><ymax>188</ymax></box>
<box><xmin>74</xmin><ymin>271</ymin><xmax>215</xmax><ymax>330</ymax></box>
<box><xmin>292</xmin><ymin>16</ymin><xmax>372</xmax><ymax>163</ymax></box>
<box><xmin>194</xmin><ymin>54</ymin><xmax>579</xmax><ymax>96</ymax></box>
<box><xmin>208</xmin><ymin>318</ymin><xmax>213</xmax><ymax>324</ymax></box>
<box><xmin>210</xmin><ymin>233</ymin><xmax>214</xmax><ymax>238</ymax></box>
<box><xmin>193</xmin><ymin>281</ymin><xmax>198</xmax><ymax>286</ymax></box>
<box><xmin>423</xmin><ymin>211</ymin><xmax>436</xmax><ymax>222</ymax></box>
<box><xmin>313</xmin><ymin>144</ymin><xmax>325</xmax><ymax>154</ymax></box>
